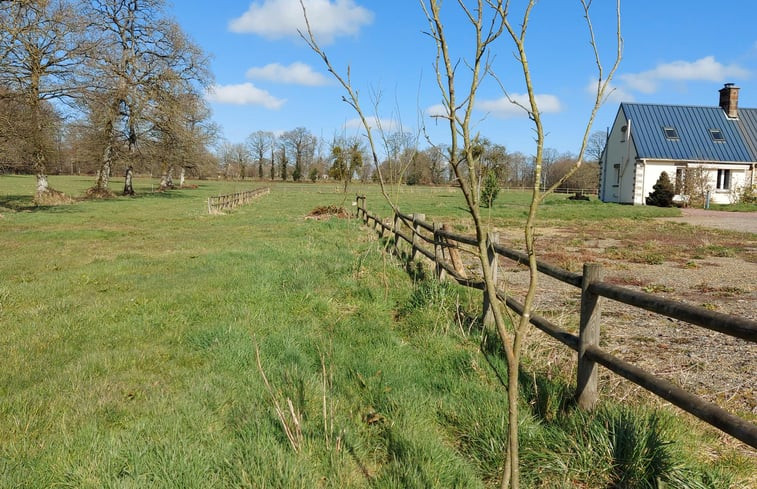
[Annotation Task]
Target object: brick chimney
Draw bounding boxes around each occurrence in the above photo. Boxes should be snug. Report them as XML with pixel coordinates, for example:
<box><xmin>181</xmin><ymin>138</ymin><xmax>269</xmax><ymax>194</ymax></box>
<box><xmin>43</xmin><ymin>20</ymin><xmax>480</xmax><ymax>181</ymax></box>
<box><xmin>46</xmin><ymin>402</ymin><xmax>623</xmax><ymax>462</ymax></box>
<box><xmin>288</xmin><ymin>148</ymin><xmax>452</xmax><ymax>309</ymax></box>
<box><xmin>719</xmin><ymin>83</ymin><xmax>739</xmax><ymax>118</ymax></box>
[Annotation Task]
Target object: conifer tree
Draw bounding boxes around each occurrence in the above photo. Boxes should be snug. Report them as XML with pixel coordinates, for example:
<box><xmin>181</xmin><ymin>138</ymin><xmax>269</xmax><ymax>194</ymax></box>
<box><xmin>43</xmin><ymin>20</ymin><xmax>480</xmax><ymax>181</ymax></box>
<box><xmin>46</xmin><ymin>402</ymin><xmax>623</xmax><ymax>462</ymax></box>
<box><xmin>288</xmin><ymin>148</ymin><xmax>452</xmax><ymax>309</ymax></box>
<box><xmin>646</xmin><ymin>171</ymin><xmax>675</xmax><ymax>207</ymax></box>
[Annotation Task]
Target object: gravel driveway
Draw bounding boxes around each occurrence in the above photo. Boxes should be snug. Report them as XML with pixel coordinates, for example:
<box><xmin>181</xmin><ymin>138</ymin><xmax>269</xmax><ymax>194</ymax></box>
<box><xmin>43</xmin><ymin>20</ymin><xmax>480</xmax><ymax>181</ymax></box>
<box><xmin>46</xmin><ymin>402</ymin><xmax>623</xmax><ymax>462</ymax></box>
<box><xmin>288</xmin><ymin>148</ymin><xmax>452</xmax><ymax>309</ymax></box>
<box><xmin>662</xmin><ymin>208</ymin><xmax>757</xmax><ymax>234</ymax></box>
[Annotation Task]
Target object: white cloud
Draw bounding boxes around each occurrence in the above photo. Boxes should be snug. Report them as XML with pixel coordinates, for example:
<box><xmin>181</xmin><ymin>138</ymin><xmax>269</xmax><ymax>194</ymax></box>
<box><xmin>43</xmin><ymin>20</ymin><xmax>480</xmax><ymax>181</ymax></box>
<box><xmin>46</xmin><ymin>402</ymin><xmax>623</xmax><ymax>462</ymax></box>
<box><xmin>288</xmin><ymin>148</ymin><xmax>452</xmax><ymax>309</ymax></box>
<box><xmin>245</xmin><ymin>62</ymin><xmax>329</xmax><ymax>86</ymax></box>
<box><xmin>229</xmin><ymin>0</ymin><xmax>374</xmax><ymax>44</ymax></box>
<box><xmin>619</xmin><ymin>56</ymin><xmax>749</xmax><ymax>94</ymax></box>
<box><xmin>205</xmin><ymin>83</ymin><xmax>286</xmax><ymax>109</ymax></box>
<box><xmin>344</xmin><ymin>116</ymin><xmax>399</xmax><ymax>132</ymax></box>
<box><xmin>585</xmin><ymin>79</ymin><xmax>634</xmax><ymax>103</ymax></box>
<box><xmin>425</xmin><ymin>104</ymin><xmax>448</xmax><ymax>118</ymax></box>
<box><xmin>476</xmin><ymin>93</ymin><xmax>562</xmax><ymax>118</ymax></box>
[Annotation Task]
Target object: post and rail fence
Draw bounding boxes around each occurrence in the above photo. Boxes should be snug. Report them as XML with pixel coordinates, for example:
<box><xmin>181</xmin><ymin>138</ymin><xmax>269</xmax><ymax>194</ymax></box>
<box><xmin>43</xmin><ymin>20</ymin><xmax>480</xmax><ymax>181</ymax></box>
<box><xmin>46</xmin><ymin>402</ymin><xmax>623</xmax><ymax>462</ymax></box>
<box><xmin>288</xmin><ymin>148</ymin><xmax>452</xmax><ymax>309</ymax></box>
<box><xmin>354</xmin><ymin>194</ymin><xmax>757</xmax><ymax>449</ymax></box>
<box><xmin>207</xmin><ymin>187</ymin><xmax>270</xmax><ymax>214</ymax></box>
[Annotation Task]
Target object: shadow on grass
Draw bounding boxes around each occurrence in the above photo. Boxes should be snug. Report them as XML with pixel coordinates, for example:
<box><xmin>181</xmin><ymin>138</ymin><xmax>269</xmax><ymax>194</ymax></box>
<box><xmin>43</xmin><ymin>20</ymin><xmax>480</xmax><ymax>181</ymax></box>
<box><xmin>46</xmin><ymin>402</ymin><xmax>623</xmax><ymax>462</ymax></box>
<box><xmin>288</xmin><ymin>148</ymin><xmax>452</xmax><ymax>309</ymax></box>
<box><xmin>0</xmin><ymin>194</ymin><xmax>81</xmax><ymax>213</ymax></box>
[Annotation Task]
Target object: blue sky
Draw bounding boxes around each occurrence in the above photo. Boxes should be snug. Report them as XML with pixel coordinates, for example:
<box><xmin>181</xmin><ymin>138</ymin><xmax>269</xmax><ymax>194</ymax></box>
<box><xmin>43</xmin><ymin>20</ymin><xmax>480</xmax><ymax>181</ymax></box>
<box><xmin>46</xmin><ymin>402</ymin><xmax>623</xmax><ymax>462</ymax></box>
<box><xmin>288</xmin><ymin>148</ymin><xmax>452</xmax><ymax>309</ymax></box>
<box><xmin>172</xmin><ymin>0</ymin><xmax>757</xmax><ymax>156</ymax></box>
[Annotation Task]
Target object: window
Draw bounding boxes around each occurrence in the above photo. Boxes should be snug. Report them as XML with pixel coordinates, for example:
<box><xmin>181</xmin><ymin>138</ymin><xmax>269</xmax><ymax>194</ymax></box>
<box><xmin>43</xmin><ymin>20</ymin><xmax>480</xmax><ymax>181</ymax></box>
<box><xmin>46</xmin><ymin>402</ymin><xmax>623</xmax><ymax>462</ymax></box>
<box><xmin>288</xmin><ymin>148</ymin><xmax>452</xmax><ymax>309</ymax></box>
<box><xmin>709</xmin><ymin>129</ymin><xmax>725</xmax><ymax>142</ymax></box>
<box><xmin>663</xmin><ymin>126</ymin><xmax>679</xmax><ymax>140</ymax></box>
<box><xmin>716</xmin><ymin>169</ymin><xmax>731</xmax><ymax>190</ymax></box>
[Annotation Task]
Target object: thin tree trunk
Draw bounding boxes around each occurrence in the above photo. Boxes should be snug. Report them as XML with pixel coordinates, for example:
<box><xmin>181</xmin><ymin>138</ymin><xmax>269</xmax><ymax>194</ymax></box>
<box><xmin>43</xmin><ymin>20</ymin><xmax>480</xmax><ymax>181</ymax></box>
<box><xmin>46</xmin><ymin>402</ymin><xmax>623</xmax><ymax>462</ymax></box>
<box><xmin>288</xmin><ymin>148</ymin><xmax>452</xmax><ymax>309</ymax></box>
<box><xmin>123</xmin><ymin>165</ymin><xmax>134</xmax><ymax>195</ymax></box>
<box><xmin>94</xmin><ymin>113</ymin><xmax>117</xmax><ymax>192</ymax></box>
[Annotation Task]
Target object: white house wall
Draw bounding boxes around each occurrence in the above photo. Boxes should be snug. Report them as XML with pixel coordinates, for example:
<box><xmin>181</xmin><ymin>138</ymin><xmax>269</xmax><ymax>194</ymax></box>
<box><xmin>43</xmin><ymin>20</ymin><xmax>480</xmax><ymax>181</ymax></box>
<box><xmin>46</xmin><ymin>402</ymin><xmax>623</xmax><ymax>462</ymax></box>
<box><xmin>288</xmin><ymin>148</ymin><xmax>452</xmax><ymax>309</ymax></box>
<box><xmin>639</xmin><ymin>161</ymin><xmax>749</xmax><ymax>205</ymax></box>
<box><xmin>601</xmin><ymin>110</ymin><xmax>638</xmax><ymax>203</ymax></box>
<box><xmin>687</xmin><ymin>163</ymin><xmax>750</xmax><ymax>205</ymax></box>
<box><xmin>638</xmin><ymin>162</ymin><xmax>676</xmax><ymax>205</ymax></box>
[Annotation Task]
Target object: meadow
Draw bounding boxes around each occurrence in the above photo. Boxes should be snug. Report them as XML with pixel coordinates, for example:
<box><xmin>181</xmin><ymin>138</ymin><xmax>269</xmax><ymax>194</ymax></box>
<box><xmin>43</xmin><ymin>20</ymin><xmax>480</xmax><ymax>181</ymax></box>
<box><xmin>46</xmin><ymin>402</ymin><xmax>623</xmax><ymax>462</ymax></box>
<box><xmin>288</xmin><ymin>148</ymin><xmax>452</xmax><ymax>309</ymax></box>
<box><xmin>0</xmin><ymin>176</ymin><xmax>753</xmax><ymax>488</ymax></box>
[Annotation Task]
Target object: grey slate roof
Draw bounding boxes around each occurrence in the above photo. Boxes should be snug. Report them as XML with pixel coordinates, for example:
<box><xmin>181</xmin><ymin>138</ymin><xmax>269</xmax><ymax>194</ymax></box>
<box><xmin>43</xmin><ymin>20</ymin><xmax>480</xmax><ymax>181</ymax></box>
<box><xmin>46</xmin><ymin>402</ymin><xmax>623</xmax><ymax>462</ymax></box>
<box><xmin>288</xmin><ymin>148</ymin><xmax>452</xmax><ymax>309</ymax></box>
<box><xmin>620</xmin><ymin>103</ymin><xmax>757</xmax><ymax>163</ymax></box>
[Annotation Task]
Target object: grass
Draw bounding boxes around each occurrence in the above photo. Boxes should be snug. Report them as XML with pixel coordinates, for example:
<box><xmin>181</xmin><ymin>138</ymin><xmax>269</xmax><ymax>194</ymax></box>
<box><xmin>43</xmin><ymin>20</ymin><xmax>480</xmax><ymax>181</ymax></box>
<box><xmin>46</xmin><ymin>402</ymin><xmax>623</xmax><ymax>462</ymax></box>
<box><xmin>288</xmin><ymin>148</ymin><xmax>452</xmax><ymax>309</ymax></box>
<box><xmin>1</xmin><ymin>176</ymin><xmax>753</xmax><ymax>487</ymax></box>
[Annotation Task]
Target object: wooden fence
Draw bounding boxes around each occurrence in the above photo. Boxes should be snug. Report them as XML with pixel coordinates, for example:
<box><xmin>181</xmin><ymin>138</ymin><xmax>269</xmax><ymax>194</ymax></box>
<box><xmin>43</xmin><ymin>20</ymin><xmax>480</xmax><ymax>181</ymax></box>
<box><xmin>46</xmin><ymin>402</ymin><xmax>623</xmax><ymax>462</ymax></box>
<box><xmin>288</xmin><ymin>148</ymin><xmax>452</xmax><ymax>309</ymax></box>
<box><xmin>354</xmin><ymin>194</ymin><xmax>757</xmax><ymax>449</ymax></box>
<box><xmin>207</xmin><ymin>187</ymin><xmax>270</xmax><ymax>213</ymax></box>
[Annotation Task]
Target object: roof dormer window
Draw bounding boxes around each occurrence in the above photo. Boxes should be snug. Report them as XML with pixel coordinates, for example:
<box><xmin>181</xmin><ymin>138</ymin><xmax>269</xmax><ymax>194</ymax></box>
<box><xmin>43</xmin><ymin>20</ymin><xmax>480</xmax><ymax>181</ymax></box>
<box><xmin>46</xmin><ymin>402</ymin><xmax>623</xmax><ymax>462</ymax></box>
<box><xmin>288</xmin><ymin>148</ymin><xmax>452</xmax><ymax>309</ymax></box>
<box><xmin>709</xmin><ymin>128</ymin><xmax>725</xmax><ymax>142</ymax></box>
<box><xmin>662</xmin><ymin>126</ymin><xmax>679</xmax><ymax>140</ymax></box>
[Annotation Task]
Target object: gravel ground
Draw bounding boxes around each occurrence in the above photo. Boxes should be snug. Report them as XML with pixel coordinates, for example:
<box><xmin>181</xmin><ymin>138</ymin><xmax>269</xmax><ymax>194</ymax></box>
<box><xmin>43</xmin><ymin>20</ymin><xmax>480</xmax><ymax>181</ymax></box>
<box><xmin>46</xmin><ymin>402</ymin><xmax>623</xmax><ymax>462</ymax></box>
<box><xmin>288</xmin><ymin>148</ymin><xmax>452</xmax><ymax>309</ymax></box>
<box><xmin>455</xmin><ymin>213</ymin><xmax>757</xmax><ymax>429</ymax></box>
<box><xmin>662</xmin><ymin>208</ymin><xmax>757</xmax><ymax>234</ymax></box>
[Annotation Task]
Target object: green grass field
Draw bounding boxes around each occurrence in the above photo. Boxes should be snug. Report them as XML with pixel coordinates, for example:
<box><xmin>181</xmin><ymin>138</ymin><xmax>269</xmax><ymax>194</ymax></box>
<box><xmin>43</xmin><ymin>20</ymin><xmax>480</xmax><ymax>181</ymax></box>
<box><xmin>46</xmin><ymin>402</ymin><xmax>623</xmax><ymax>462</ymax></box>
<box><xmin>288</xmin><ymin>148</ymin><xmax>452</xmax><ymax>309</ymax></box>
<box><xmin>0</xmin><ymin>176</ymin><xmax>752</xmax><ymax>488</ymax></box>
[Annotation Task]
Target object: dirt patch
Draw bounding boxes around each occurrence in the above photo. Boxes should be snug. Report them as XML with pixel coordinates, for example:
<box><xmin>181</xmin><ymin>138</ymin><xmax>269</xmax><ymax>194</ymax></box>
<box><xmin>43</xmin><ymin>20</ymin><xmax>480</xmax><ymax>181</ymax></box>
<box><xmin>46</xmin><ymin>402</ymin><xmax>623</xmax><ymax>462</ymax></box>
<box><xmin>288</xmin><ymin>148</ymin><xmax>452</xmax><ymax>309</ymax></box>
<box><xmin>305</xmin><ymin>205</ymin><xmax>350</xmax><ymax>220</ymax></box>
<box><xmin>444</xmin><ymin>219</ymin><xmax>756</xmax><ymax>423</ymax></box>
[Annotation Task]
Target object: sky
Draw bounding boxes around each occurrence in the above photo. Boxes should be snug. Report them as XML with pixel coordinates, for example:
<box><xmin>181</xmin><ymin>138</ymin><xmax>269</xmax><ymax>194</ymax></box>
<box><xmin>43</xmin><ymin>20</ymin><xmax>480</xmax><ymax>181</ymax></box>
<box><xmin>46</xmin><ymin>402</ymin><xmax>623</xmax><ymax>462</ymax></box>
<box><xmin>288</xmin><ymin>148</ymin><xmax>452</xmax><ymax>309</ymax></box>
<box><xmin>170</xmin><ymin>0</ymin><xmax>757</xmax><ymax>157</ymax></box>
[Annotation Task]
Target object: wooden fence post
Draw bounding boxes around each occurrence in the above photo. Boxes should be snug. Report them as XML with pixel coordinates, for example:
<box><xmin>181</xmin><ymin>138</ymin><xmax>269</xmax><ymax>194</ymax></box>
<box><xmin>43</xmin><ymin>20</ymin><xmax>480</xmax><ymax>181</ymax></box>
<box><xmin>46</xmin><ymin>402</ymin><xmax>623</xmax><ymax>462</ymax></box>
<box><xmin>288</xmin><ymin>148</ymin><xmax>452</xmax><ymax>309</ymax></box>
<box><xmin>482</xmin><ymin>232</ymin><xmax>500</xmax><ymax>326</ymax></box>
<box><xmin>434</xmin><ymin>223</ymin><xmax>447</xmax><ymax>282</ymax></box>
<box><xmin>577</xmin><ymin>263</ymin><xmax>603</xmax><ymax>410</ymax></box>
<box><xmin>393</xmin><ymin>211</ymin><xmax>401</xmax><ymax>255</ymax></box>
<box><xmin>411</xmin><ymin>214</ymin><xmax>424</xmax><ymax>261</ymax></box>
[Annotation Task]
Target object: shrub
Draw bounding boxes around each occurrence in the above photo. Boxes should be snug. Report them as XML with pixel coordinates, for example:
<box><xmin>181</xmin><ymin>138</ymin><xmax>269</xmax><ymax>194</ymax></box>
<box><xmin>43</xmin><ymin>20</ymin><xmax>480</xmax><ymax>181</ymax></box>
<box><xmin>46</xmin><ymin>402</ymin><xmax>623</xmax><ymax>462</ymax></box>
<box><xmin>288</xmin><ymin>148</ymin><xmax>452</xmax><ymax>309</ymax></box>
<box><xmin>740</xmin><ymin>184</ymin><xmax>756</xmax><ymax>204</ymax></box>
<box><xmin>480</xmin><ymin>170</ymin><xmax>499</xmax><ymax>208</ymax></box>
<box><xmin>646</xmin><ymin>172</ymin><xmax>675</xmax><ymax>207</ymax></box>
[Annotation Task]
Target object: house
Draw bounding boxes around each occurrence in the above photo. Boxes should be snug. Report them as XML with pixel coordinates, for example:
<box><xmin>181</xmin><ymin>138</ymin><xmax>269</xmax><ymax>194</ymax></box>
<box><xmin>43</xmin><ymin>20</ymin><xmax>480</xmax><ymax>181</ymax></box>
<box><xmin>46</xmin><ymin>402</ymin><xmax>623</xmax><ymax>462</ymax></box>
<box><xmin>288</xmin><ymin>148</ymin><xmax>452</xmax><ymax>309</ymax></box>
<box><xmin>599</xmin><ymin>84</ymin><xmax>757</xmax><ymax>205</ymax></box>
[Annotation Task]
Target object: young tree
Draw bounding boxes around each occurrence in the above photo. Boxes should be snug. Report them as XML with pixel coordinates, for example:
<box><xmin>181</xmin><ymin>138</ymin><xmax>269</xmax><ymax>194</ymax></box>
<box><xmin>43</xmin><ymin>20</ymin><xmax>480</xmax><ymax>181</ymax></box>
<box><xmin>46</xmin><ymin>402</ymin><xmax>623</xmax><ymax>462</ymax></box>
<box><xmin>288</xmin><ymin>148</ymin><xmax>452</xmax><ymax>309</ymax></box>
<box><xmin>481</xmin><ymin>169</ymin><xmax>500</xmax><ymax>208</ymax></box>
<box><xmin>270</xmin><ymin>142</ymin><xmax>276</xmax><ymax>180</ymax></box>
<box><xmin>426</xmin><ymin>3</ymin><xmax>621</xmax><ymax>486</ymax></box>
<box><xmin>279</xmin><ymin>144</ymin><xmax>288</xmax><ymax>181</ymax></box>
<box><xmin>302</xmin><ymin>2</ymin><xmax>621</xmax><ymax>488</ymax></box>
<box><xmin>646</xmin><ymin>171</ymin><xmax>675</xmax><ymax>207</ymax></box>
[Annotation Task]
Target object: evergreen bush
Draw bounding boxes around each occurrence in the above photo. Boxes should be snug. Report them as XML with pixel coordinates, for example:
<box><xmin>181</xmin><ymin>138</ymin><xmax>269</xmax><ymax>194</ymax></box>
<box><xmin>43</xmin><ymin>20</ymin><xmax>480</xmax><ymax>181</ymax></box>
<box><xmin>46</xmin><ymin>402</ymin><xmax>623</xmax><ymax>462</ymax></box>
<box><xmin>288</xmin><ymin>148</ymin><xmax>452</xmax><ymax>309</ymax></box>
<box><xmin>646</xmin><ymin>171</ymin><xmax>675</xmax><ymax>207</ymax></box>
<box><xmin>481</xmin><ymin>170</ymin><xmax>500</xmax><ymax>208</ymax></box>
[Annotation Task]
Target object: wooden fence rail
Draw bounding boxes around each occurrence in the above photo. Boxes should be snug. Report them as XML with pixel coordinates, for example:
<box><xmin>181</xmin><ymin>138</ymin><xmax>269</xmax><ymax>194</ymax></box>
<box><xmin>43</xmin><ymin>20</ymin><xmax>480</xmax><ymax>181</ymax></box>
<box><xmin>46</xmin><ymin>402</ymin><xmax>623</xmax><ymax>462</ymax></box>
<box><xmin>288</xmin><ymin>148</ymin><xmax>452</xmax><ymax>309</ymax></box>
<box><xmin>354</xmin><ymin>194</ymin><xmax>757</xmax><ymax>449</ymax></box>
<box><xmin>207</xmin><ymin>187</ymin><xmax>270</xmax><ymax>213</ymax></box>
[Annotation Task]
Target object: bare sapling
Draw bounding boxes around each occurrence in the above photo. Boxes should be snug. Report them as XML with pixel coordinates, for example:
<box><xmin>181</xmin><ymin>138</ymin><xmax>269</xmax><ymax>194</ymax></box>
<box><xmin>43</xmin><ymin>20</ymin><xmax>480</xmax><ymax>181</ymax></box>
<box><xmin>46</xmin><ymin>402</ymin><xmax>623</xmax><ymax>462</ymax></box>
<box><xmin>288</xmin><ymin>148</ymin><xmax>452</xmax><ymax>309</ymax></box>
<box><xmin>298</xmin><ymin>1</ymin><xmax>425</xmax><ymax>213</ymax></box>
<box><xmin>302</xmin><ymin>1</ymin><xmax>621</xmax><ymax>488</ymax></box>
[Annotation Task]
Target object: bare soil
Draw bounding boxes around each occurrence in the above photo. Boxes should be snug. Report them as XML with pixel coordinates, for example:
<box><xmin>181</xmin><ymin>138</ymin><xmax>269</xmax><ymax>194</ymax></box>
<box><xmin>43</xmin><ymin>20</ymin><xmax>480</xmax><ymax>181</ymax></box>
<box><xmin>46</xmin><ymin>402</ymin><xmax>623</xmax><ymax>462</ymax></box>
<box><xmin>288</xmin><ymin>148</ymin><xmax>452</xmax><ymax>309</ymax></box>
<box><xmin>454</xmin><ymin>216</ymin><xmax>756</xmax><ymax>430</ymax></box>
<box><xmin>306</xmin><ymin>205</ymin><xmax>350</xmax><ymax>220</ymax></box>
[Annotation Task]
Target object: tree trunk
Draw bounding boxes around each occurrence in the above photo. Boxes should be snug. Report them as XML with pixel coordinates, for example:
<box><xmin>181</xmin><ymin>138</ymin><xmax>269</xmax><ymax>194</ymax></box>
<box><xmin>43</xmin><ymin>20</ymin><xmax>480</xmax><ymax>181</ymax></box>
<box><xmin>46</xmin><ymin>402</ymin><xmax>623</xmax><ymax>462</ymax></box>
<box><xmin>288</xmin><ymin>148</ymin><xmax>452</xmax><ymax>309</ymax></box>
<box><xmin>94</xmin><ymin>115</ymin><xmax>116</xmax><ymax>192</ymax></box>
<box><xmin>95</xmin><ymin>154</ymin><xmax>111</xmax><ymax>190</ymax></box>
<box><xmin>179</xmin><ymin>167</ymin><xmax>186</xmax><ymax>187</ymax></box>
<box><xmin>159</xmin><ymin>165</ymin><xmax>174</xmax><ymax>190</ymax></box>
<box><xmin>36</xmin><ymin>172</ymin><xmax>49</xmax><ymax>195</ymax></box>
<box><xmin>123</xmin><ymin>165</ymin><xmax>134</xmax><ymax>195</ymax></box>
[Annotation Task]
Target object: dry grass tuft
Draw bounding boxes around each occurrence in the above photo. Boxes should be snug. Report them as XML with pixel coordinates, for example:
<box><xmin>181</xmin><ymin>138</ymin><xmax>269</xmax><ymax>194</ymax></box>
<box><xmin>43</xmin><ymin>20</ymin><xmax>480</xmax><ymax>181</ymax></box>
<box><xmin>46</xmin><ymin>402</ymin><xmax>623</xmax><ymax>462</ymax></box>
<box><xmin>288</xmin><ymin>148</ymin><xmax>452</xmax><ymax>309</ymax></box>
<box><xmin>33</xmin><ymin>188</ymin><xmax>73</xmax><ymax>205</ymax></box>
<box><xmin>305</xmin><ymin>205</ymin><xmax>350</xmax><ymax>220</ymax></box>
<box><xmin>83</xmin><ymin>186</ymin><xmax>116</xmax><ymax>199</ymax></box>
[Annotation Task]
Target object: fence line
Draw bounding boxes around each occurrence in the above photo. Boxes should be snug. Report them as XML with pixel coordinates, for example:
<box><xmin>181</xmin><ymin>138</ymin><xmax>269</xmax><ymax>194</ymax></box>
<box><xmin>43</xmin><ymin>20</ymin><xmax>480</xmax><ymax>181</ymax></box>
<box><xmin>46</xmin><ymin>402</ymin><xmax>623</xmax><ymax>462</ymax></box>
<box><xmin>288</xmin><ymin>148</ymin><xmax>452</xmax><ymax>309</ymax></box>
<box><xmin>207</xmin><ymin>187</ymin><xmax>270</xmax><ymax>213</ymax></box>
<box><xmin>354</xmin><ymin>194</ymin><xmax>757</xmax><ymax>449</ymax></box>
